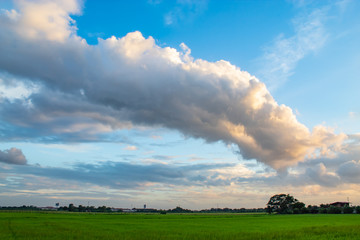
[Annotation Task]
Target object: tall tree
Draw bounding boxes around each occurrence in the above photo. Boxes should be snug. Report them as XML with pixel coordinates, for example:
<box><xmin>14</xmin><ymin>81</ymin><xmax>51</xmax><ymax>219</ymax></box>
<box><xmin>267</xmin><ymin>194</ymin><xmax>300</xmax><ymax>214</ymax></box>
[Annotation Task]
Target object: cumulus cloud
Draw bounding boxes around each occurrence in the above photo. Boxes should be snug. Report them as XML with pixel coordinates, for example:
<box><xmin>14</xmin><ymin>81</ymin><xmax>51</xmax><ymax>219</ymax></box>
<box><xmin>0</xmin><ymin>148</ymin><xmax>27</xmax><ymax>165</ymax></box>
<box><xmin>6</xmin><ymin>0</ymin><xmax>82</xmax><ymax>42</ymax></box>
<box><xmin>0</xmin><ymin>0</ymin><xmax>347</xmax><ymax>169</ymax></box>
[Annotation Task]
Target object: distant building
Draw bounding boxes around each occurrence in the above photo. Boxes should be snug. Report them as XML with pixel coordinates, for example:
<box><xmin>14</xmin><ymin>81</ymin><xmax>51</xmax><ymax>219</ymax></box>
<box><xmin>122</xmin><ymin>208</ymin><xmax>135</xmax><ymax>212</ymax></box>
<box><xmin>110</xmin><ymin>208</ymin><xmax>123</xmax><ymax>212</ymax></box>
<box><xmin>40</xmin><ymin>206</ymin><xmax>57</xmax><ymax>211</ymax></box>
<box><xmin>134</xmin><ymin>208</ymin><xmax>157</xmax><ymax>213</ymax></box>
<box><xmin>329</xmin><ymin>202</ymin><xmax>350</xmax><ymax>208</ymax></box>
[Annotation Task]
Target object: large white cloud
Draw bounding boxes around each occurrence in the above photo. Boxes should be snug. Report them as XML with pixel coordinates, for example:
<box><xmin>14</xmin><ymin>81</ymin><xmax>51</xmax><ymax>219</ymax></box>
<box><xmin>0</xmin><ymin>0</ymin><xmax>347</xmax><ymax>169</ymax></box>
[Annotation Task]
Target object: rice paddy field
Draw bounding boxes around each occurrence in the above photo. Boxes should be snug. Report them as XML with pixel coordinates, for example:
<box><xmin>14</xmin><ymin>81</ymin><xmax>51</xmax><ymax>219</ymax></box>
<box><xmin>1</xmin><ymin>211</ymin><xmax>360</xmax><ymax>239</ymax></box>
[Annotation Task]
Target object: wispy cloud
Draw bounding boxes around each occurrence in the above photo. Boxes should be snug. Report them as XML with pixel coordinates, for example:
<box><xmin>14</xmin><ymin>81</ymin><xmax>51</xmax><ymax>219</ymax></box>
<box><xmin>164</xmin><ymin>0</ymin><xmax>208</xmax><ymax>25</ymax></box>
<box><xmin>255</xmin><ymin>6</ymin><xmax>329</xmax><ymax>90</ymax></box>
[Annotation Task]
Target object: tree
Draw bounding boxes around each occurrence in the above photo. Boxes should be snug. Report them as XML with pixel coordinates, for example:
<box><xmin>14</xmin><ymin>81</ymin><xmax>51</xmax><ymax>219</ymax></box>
<box><xmin>355</xmin><ymin>206</ymin><xmax>360</xmax><ymax>214</ymax></box>
<box><xmin>68</xmin><ymin>203</ymin><xmax>75</xmax><ymax>212</ymax></box>
<box><xmin>267</xmin><ymin>194</ymin><xmax>301</xmax><ymax>214</ymax></box>
<box><xmin>343</xmin><ymin>206</ymin><xmax>354</xmax><ymax>214</ymax></box>
<box><xmin>292</xmin><ymin>201</ymin><xmax>305</xmax><ymax>210</ymax></box>
<box><xmin>327</xmin><ymin>206</ymin><xmax>341</xmax><ymax>214</ymax></box>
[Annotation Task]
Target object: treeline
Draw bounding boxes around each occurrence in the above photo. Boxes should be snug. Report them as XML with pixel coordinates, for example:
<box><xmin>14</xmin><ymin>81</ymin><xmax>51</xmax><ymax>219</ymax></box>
<box><xmin>5</xmin><ymin>199</ymin><xmax>360</xmax><ymax>214</ymax></box>
<box><xmin>0</xmin><ymin>204</ymin><xmax>116</xmax><ymax>212</ymax></box>
<box><xmin>198</xmin><ymin>207</ymin><xmax>265</xmax><ymax>213</ymax></box>
<box><xmin>59</xmin><ymin>205</ymin><xmax>266</xmax><ymax>213</ymax></box>
<box><xmin>161</xmin><ymin>206</ymin><xmax>265</xmax><ymax>213</ymax></box>
<box><xmin>288</xmin><ymin>204</ymin><xmax>360</xmax><ymax>214</ymax></box>
<box><xmin>0</xmin><ymin>205</ymin><xmax>39</xmax><ymax>211</ymax></box>
<box><xmin>266</xmin><ymin>194</ymin><xmax>360</xmax><ymax>214</ymax></box>
<box><xmin>58</xmin><ymin>204</ymin><xmax>113</xmax><ymax>212</ymax></box>
<box><xmin>0</xmin><ymin>204</ymin><xmax>266</xmax><ymax>213</ymax></box>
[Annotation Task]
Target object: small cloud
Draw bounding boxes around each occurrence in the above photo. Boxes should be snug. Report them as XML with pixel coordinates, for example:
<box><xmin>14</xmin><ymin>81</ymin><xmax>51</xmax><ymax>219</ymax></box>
<box><xmin>0</xmin><ymin>148</ymin><xmax>27</xmax><ymax>165</ymax></box>
<box><xmin>124</xmin><ymin>145</ymin><xmax>137</xmax><ymax>151</ymax></box>
<box><xmin>164</xmin><ymin>12</ymin><xmax>175</xmax><ymax>25</ymax></box>
<box><xmin>349</xmin><ymin>112</ymin><xmax>356</xmax><ymax>118</ymax></box>
<box><xmin>147</xmin><ymin>0</ymin><xmax>162</xmax><ymax>5</ymax></box>
<box><xmin>152</xmin><ymin>155</ymin><xmax>175</xmax><ymax>160</ymax></box>
<box><xmin>163</xmin><ymin>0</ymin><xmax>208</xmax><ymax>26</ymax></box>
<box><xmin>151</xmin><ymin>135</ymin><xmax>162</xmax><ymax>140</ymax></box>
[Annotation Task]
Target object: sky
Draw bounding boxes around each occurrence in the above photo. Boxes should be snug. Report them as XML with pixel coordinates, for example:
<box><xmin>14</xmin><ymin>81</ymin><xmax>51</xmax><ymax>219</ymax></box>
<box><xmin>0</xmin><ymin>0</ymin><xmax>360</xmax><ymax>210</ymax></box>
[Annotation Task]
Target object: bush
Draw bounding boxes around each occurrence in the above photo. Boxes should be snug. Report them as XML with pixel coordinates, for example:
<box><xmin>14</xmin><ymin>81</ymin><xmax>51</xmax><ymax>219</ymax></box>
<box><xmin>300</xmin><ymin>207</ymin><xmax>309</xmax><ymax>214</ymax></box>
<box><xmin>319</xmin><ymin>208</ymin><xmax>327</xmax><ymax>214</ymax></box>
<box><xmin>343</xmin><ymin>206</ymin><xmax>354</xmax><ymax>214</ymax></box>
<box><xmin>327</xmin><ymin>206</ymin><xmax>342</xmax><ymax>214</ymax></box>
<box><xmin>307</xmin><ymin>206</ymin><xmax>319</xmax><ymax>214</ymax></box>
<box><xmin>293</xmin><ymin>208</ymin><xmax>300</xmax><ymax>214</ymax></box>
<box><xmin>355</xmin><ymin>206</ymin><xmax>360</xmax><ymax>214</ymax></box>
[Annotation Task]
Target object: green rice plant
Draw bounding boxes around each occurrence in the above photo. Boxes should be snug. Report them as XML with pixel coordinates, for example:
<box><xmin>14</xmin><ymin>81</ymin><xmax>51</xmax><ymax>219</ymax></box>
<box><xmin>1</xmin><ymin>212</ymin><xmax>360</xmax><ymax>239</ymax></box>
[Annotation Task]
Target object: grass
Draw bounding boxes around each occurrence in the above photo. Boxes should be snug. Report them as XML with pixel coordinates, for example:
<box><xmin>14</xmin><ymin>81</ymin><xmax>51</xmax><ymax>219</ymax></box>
<box><xmin>1</xmin><ymin>211</ymin><xmax>360</xmax><ymax>239</ymax></box>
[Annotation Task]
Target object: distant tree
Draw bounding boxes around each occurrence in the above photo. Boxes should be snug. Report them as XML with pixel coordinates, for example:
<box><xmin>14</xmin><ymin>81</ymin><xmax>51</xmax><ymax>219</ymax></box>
<box><xmin>343</xmin><ymin>206</ymin><xmax>354</xmax><ymax>214</ymax></box>
<box><xmin>355</xmin><ymin>206</ymin><xmax>360</xmax><ymax>214</ymax></box>
<box><xmin>97</xmin><ymin>206</ymin><xmax>107</xmax><ymax>212</ymax></box>
<box><xmin>68</xmin><ymin>203</ymin><xmax>75</xmax><ymax>212</ymax></box>
<box><xmin>293</xmin><ymin>208</ymin><xmax>300</xmax><ymax>214</ymax></box>
<box><xmin>266</xmin><ymin>206</ymin><xmax>273</xmax><ymax>214</ymax></box>
<box><xmin>307</xmin><ymin>205</ymin><xmax>319</xmax><ymax>214</ymax></box>
<box><xmin>327</xmin><ymin>206</ymin><xmax>341</xmax><ymax>214</ymax></box>
<box><xmin>267</xmin><ymin>194</ymin><xmax>301</xmax><ymax>214</ymax></box>
<box><xmin>319</xmin><ymin>208</ymin><xmax>327</xmax><ymax>214</ymax></box>
<box><xmin>300</xmin><ymin>207</ymin><xmax>309</xmax><ymax>214</ymax></box>
<box><xmin>170</xmin><ymin>206</ymin><xmax>192</xmax><ymax>213</ymax></box>
<box><xmin>292</xmin><ymin>202</ymin><xmax>305</xmax><ymax>210</ymax></box>
<box><xmin>78</xmin><ymin>205</ymin><xmax>86</xmax><ymax>212</ymax></box>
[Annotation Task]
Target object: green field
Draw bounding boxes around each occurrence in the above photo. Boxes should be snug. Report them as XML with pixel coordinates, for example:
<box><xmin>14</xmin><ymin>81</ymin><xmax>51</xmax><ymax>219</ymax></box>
<box><xmin>1</xmin><ymin>212</ymin><xmax>360</xmax><ymax>239</ymax></box>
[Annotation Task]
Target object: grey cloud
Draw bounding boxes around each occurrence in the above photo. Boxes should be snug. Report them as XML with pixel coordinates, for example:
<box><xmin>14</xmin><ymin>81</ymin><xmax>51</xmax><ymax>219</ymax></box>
<box><xmin>337</xmin><ymin>160</ymin><xmax>360</xmax><ymax>183</ymax></box>
<box><xmin>0</xmin><ymin>89</ymin><xmax>132</xmax><ymax>142</ymax></box>
<box><xmin>0</xmin><ymin>147</ymin><xmax>27</xmax><ymax>165</ymax></box>
<box><xmin>233</xmin><ymin>162</ymin><xmax>342</xmax><ymax>188</ymax></box>
<box><xmin>152</xmin><ymin>155</ymin><xmax>175</xmax><ymax>160</ymax></box>
<box><xmin>0</xmin><ymin>0</ymin><xmax>346</xmax><ymax>169</ymax></box>
<box><xmin>6</xmin><ymin>161</ymin><xmax>235</xmax><ymax>188</ymax></box>
<box><xmin>303</xmin><ymin>163</ymin><xmax>340</xmax><ymax>187</ymax></box>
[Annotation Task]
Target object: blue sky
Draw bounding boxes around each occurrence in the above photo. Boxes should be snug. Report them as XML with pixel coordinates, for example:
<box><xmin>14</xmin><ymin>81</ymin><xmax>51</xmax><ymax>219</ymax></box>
<box><xmin>0</xmin><ymin>0</ymin><xmax>360</xmax><ymax>209</ymax></box>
